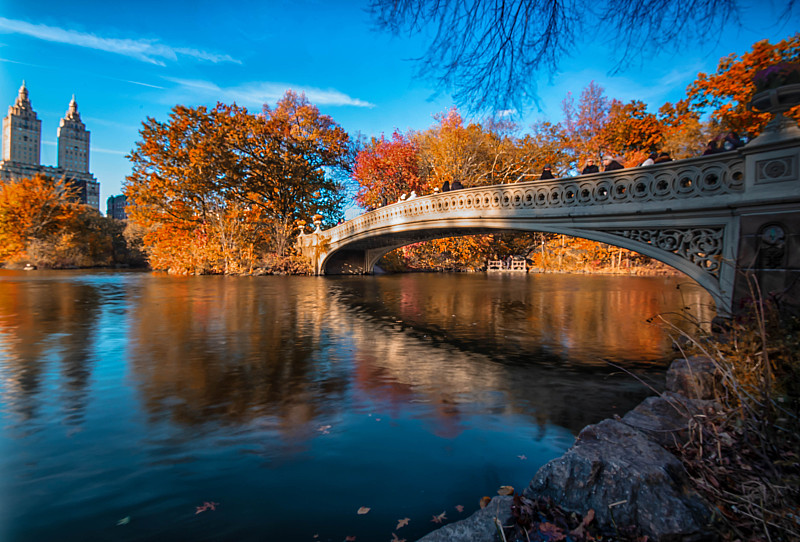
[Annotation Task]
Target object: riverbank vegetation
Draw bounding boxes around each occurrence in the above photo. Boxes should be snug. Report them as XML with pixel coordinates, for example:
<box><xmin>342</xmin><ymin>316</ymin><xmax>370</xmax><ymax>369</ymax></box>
<box><xmin>0</xmin><ymin>174</ymin><xmax>145</xmax><ymax>269</ymax></box>
<box><xmin>666</xmin><ymin>294</ymin><xmax>800</xmax><ymax>540</ymax></box>
<box><xmin>123</xmin><ymin>91</ymin><xmax>350</xmax><ymax>275</ymax></box>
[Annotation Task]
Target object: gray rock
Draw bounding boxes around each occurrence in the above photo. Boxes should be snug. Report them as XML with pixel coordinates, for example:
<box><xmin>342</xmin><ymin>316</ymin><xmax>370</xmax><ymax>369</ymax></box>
<box><xmin>416</xmin><ymin>496</ymin><xmax>513</xmax><ymax>542</ymax></box>
<box><xmin>524</xmin><ymin>419</ymin><xmax>711</xmax><ymax>541</ymax></box>
<box><xmin>666</xmin><ymin>356</ymin><xmax>720</xmax><ymax>400</ymax></box>
<box><xmin>621</xmin><ymin>392</ymin><xmax>718</xmax><ymax>448</ymax></box>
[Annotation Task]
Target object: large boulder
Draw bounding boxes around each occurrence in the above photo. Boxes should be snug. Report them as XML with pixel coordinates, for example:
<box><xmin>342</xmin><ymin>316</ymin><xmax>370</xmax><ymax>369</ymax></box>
<box><xmin>416</xmin><ymin>496</ymin><xmax>513</xmax><ymax>542</ymax></box>
<box><xmin>524</xmin><ymin>419</ymin><xmax>712</xmax><ymax>541</ymax></box>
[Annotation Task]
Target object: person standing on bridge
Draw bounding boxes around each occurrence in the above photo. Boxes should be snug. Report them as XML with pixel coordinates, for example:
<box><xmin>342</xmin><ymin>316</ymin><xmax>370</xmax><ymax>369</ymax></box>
<box><xmin>441</xmin><ymin>180</ymin><xmax>450</xmax><ymax>192</ymax></box>
<box><xmin>641</xmin><ymin>152</ymin><xmax>657</xmax><ymax>166</ymax></box>
<box><xmin>540</xmin><ymin>165</ymin><xmax>555</xmax><ymax>179</ymax></box>
<box><xmin>451</xmin><ymin>179</ymin><xmax>464</xmax><ymax>190</ymax></box>
<box><xmin>581</xmin><ymin>158</ymin><xmax>599</xmax><ymax>174</ymax></box>
<box><xmin>602</xmin><ymin>155</ymin><xmax>624</xmax><ymax>172</ymax></box>
<box><xmin>653</xmin><ymin>151</ymin><xmax>672</xmax><ymax>164</ymax></box>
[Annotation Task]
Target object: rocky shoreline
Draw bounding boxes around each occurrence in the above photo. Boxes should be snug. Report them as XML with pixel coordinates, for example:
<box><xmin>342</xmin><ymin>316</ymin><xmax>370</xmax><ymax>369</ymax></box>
<box><xmin>418</xmin><ymin>356</ymin><xmax>720</xmax><ymax>542</ymax></box>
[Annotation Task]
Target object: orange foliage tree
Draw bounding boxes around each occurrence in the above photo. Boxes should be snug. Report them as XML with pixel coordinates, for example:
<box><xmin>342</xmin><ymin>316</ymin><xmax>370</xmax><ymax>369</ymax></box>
<box><xmin>0</xmin><ymin>174</ymin><xmax>80</xmax><ymax>263</ymax></box>
<box><xmin>125</xmin><ymin>92</ymin><xmax>351</xmax><ymax>274</ymax></box>
<box><xmin>416</xmin><ymin>108</ymin><xmax>494</xmax><ymax>188</ymax></box>
<box><xmin>658</xmin><ymin>99</ymin><xmax>707</xmax><ymax>159</ymax></box>
<box><xmin>353</xmin><ymin>131</ymin><xmax>423</xmax><ymax>208</ymax></box>
<box><xmin>598</xmin><ymin>99</ymin><xmax>664</xmax><ymax>156</ymax></box>
<box><xmin>687</xmin><ymin>34</ymin><xmax>800</xmax><ymax>137</ymax></box>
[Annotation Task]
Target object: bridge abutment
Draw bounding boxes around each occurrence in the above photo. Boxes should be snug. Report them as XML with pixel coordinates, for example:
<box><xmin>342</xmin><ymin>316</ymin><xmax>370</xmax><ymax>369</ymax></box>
<box><xmin>733</xmin><ymin>134</ymin><xmax>800</xmax><ymax>313</ymax></box>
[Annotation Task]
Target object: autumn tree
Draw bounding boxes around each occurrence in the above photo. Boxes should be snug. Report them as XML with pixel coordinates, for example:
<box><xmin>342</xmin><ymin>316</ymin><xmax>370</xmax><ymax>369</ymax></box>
<box><xmin>518</xmin><ymin>122</ymin><xmax>572</xmax><ymax>178</ymax></box>
<box><xmin>220</xmin><ymin>93</ymin><xmax>351</xmax><ymax>254</ymax></box>
<box><xmin>353</xmin><ymin>131</ymin><xmax>423</xmax><ymax>208</ymax></box>
<box><xmin>687</xmin><ymin>34</ymin><xmax>800</xmax><ymax>137</ymax></box>
<box><xmin>658</xmin><ymin>99</ymin><xmax>707</xmax><ymax>159</ymax></box>
<box><xmin>598</xmin><ymin>100</ymin><xmax>663</xmax><ymax>156</ymax></box>
<box><xmin>414</xmin><ymin>108</ymin><xmax>492</xmax><ymax>188</ymax></box>
<box><xmin>125</xmin><ymin>104</ymin><xmax>238</xmax><ymax>273</ymax></box>
<box><xmin>125</xmin><ymin>91</ymin><xmax>351</xmax><ymax>274</ymax></box>
<box><xmin>0</xmin><ymin>174</ymin><xmax>80</xmax><ymax>263</ymax></box>
<box><xmin>562</xmin><ymin>82</ymin><xmax>611</xmax><ymax>162</ymax></box>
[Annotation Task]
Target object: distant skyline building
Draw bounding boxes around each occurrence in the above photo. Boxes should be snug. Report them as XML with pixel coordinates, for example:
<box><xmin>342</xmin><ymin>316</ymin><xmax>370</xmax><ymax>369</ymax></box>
<box><xmin>106</xmin><ymin>194</ymin><xmax>127</xmax><ymax>220</ymax></box>
<box><xmin>0</xmin><ymin>82</ymin><xmax>100</xmax><ymax>210</ymax></box>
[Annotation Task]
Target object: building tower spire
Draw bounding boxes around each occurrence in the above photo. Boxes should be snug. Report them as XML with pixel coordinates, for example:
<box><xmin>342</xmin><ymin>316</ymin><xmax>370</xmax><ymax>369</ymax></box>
<box><xmin>65</xmin><ymin>94</ymin><xmax>81</xmax><ymax>122</ymax></box>
<box><xmin>58</xmin><ymin>94</ymin><xmax>89</xmax><ymax>174</ymax></box>
<box><xmin>3</xmin><ymin>81</ymin><xmax>41</xmax><ymax>164</ymax></box>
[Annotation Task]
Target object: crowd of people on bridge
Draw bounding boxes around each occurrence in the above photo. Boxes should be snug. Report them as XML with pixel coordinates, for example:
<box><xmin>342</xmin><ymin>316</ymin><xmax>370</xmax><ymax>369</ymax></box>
<box><xmin>538</xmin><ymin>129</ymin><xmax>748</xmax><ymax>181</ymax></box>
<box><xmin>363</xmin><ymin>129</ymin><xmax>748</xmax><ymax>211</ymax></box>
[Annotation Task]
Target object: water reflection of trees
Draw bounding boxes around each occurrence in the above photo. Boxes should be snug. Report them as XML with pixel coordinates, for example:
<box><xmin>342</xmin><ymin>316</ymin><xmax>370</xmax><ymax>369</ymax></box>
<box><xmin>0</xmin><ymin>272</ymin><xmax>102</xmax><ymax>423</ymax></box>
<box><xmin>125</xmin><ymin>273</ymin><xmax>714</xmax><ymax>435</ymax></box>
<box><xmin>327</xmin><ymin>274</ymin><xmax>712</xmax><ymax>433</ymax></box>
<box><xmin>126</xmin><ymin>277</ymin><xmax>351</xmax><ymax>430</ymax></box>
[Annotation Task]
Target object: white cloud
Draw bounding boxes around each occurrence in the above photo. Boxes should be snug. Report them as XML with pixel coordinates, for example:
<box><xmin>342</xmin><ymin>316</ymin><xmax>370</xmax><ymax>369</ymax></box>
<box><xmin>161</xmin><ymin>77</ymin><xmax>375</xmax><ymax>108</ymax></box>
<box><xmin>0</xmin><ymin>17</ymin><xmax>240</xmax><ymax>66</ymax></box>
<box><xmin>91</xmin><ymin>146</ymin><xmax>128</xmax><ymax>156</ymax></box>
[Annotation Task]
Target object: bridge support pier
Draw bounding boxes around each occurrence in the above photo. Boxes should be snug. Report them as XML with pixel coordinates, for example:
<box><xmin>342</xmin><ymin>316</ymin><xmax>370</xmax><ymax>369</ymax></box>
<box><xmin>732</xmin><ymin>131</ymin><xmax>800</xmax><ymax>314</ymax></box>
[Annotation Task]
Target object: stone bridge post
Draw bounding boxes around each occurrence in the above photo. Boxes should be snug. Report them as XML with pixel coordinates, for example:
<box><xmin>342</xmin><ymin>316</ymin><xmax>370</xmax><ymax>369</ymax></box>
<box><xmin>296</xmin><ymin>223</ymin><xmax>328</xmax><ymax>275</ymax></box>
<box><xmin>734</xmin><ymin>119</ymin><xmax>800</xmax><ymax>313</ymax></box>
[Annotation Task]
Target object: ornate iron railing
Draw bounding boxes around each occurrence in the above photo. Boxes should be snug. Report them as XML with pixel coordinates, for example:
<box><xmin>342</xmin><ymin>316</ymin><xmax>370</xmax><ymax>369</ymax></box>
<box><xmin>321</xmin><ymin>152</ymin><xmax>745</xmax><ymax>244</ymax></box>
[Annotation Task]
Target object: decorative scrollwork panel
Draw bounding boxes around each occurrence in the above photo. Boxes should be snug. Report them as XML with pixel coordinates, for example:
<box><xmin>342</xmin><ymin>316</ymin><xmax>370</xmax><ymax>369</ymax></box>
<box><xmin>605</xmin><ymin>227</ymin><xmax>725</xmax><ymax>278</ymax></box>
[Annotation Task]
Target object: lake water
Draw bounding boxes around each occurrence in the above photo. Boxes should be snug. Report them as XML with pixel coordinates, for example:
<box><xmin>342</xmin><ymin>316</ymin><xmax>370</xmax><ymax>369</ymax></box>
<box><xmin>0</xmin><ymin>270</ymin><xmax>713</xmax><ymax>541</ymax></box>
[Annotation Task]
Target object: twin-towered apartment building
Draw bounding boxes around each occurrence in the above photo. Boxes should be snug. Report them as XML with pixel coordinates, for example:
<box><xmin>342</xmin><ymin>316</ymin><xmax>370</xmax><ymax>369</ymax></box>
<box><xmin>0</xmin><ymin>81</ymin><xmax>102</xmax><ymax>211</ymax></box>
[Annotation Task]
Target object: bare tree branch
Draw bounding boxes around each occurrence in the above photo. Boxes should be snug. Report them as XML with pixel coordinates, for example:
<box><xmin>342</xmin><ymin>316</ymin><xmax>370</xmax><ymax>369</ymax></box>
<box><xmin>369</xmin><ymin>0</ymin><xmax>794</xmax><ymax>114</ymax></box>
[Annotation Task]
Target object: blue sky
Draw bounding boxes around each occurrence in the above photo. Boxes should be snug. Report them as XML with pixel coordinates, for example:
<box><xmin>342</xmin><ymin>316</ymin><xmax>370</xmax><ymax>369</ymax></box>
<box><xmin>0</xmin><ymin>0</ymin><xmax>797</xmax><ymax>213</ymax></box>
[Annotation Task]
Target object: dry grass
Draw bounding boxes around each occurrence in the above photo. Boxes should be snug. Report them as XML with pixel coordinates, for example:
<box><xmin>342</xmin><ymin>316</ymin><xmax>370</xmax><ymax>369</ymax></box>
<box><xmin>664</xmin><ymin>280</ymin><xmax>800</xmax><ymax>541</ymax></box>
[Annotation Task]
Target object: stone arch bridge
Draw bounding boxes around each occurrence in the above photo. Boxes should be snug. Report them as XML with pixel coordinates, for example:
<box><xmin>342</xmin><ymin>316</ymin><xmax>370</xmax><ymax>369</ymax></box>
<box><xmin>299</xmin><ymin>126</ymin><xmax>800</xmax><ymax>317</ymax></box>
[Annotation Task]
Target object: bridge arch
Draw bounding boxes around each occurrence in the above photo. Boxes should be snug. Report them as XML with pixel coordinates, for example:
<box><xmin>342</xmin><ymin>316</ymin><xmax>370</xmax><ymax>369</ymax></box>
<box><xmin>319</xmin><ymin>221</ymin><xmax>726</xmax><ymax>312</ymax></box>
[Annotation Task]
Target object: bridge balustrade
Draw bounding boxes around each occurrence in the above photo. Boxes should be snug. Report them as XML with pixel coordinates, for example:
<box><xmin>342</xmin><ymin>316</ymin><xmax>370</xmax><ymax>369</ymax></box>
<box><xmin>323</xmin><ymin>152</ymin><xmax>745</xmax><ymax>246</ymax></box>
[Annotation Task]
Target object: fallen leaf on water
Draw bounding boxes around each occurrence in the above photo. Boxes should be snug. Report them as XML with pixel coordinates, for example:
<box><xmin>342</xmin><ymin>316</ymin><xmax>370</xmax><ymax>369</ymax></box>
<box><xmin>455</xmin><ymin>505</ymin><xmax>464</xmax><ymax>513</ymax></box>
<box><xmin>357</xmin><ymin>506</ymin><xmax>371</xmax><ymax>515</ymax></box>
<box><xmin>497</xmin><ymin>485</ymin><xmax>515</xmax><ymax>496</ymax></box>
<box><xmin>345</xmin><ymin>536</ymin><xmax>356</xmax><ymax>541</ymax></box>
<box><xmin>479</xmin><ymin>496</ymin><xmax>491</xmax><ymax>509</ymax></box>
<box><xmin>195</xmin><ymin>501</ymin><xmax>219</xmax><ymax>515</ymax></box>
<box><xmin>518</xmin><ymin>455</ymin><xmax>527</xmax><ymax>460</ymax></box>
<box><xmin>431</xmin><ymin>511</ymin><xmax>447</xmax><ymax>524</ymax></box>
<box><xmin>116</xmin><ymin>516</ymin><xmax>130</xmax><ymax>526</ymax></box>
<box><xmin>396</xmin><ymin>518</ymin><xmax>410</xmax><ymax>529</ymax></box>
<box><xmin>317</xmin><ymin>425</ymin><xmax>332</xmax><ymax>434</ymax></box>
<box><xmin>390</xmin><ymin>533</ymin><xmax>406</xmax><ymax>542</ymax></box>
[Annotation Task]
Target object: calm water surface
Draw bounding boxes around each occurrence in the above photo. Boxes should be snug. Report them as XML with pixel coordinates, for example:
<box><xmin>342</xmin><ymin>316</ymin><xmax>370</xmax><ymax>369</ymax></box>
<box><xmin>0</xmin><ymin>271</ymin><xmax>713</xmax><ymax>541</ymax></box>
